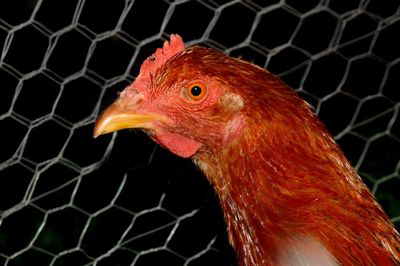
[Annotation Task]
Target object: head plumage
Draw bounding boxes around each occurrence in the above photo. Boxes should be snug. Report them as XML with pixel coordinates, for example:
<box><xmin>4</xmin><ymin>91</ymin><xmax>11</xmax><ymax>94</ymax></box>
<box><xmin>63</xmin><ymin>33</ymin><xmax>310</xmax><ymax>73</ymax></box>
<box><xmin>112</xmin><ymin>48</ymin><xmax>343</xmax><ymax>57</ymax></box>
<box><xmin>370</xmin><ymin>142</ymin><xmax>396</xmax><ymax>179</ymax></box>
<box><xmin>121</xmin><ymin>34</ymin><xmax>185</xmax><ymax>97</ymax></box>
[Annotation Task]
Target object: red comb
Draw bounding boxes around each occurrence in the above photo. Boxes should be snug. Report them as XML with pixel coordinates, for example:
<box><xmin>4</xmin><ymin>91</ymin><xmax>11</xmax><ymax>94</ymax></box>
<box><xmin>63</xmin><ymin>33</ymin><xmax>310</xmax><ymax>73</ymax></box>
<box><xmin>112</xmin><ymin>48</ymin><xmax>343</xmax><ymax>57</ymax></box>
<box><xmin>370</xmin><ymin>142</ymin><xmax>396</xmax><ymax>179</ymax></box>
<box><xmin>121</xmin><ymin>34</ymin><xmax>185</xmax><ymax>97</ymax></box>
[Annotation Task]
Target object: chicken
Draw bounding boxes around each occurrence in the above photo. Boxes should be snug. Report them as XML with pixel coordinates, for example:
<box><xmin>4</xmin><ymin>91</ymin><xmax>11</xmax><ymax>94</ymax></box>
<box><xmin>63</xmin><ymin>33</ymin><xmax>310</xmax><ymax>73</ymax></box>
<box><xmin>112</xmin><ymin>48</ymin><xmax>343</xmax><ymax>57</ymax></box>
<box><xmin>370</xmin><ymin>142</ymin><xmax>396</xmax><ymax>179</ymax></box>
<box><xmin>94</xmin><ymin>34</ymin><xmax>400</xmax><ymax>265</ymax></box>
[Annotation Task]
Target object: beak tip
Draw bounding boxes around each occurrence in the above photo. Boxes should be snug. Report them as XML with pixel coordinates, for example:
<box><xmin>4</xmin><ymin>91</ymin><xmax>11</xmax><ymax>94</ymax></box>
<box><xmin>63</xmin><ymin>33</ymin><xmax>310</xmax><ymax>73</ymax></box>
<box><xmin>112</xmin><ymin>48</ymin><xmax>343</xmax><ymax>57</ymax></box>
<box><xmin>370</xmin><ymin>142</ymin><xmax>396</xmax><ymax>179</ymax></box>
<box><xmin>93</xmin><ymin>123</ymin><xmax>105</xmax><ymax>138</ymax></box>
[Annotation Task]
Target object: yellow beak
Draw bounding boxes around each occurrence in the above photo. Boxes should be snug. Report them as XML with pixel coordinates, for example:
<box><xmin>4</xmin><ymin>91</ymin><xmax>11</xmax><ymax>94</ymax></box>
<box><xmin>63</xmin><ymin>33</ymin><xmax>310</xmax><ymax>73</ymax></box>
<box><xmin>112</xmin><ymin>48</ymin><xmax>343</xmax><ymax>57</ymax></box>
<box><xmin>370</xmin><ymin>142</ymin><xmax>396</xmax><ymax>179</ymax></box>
<box><xmin>93</xmin><ymin>101</ymin><xmax>163</xmax><ymax>138</ymax></box>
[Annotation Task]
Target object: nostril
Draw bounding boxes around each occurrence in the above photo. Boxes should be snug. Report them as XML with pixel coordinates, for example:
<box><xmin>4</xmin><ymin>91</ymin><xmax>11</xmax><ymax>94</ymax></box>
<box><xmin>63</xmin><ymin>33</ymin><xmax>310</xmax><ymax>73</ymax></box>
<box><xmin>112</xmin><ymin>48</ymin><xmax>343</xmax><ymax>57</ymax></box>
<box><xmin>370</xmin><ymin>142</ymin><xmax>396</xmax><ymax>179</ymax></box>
<box><xmin>124</xmin><ymin>91</ymin><xmax>145</xmax><ymax>109</ymax></box>
<box><xmin>134</xmin><ymin>97</ymin><xmax>144</xmax><ymax>106</ymax></box>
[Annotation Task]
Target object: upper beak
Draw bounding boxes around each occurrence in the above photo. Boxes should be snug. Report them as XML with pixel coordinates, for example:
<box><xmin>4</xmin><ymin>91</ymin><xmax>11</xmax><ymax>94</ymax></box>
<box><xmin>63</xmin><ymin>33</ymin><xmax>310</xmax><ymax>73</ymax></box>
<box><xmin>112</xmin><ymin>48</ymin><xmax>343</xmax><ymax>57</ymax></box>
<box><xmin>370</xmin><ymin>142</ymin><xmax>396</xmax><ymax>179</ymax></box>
<box><xmin>93</xmin><ymin>100</ymin><xmax>164</xmax><ymax>138</ymax></box>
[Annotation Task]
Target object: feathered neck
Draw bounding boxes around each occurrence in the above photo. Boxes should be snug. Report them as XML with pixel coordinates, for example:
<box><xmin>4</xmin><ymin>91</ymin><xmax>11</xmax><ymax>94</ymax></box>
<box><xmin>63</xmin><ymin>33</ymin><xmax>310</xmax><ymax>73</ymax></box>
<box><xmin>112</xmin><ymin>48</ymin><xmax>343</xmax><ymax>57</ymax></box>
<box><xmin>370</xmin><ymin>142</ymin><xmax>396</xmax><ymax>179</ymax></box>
<box><xmin>193</xmin><ymin>89</ymin><xmax>400</xmax><ymax>265</ymax></box>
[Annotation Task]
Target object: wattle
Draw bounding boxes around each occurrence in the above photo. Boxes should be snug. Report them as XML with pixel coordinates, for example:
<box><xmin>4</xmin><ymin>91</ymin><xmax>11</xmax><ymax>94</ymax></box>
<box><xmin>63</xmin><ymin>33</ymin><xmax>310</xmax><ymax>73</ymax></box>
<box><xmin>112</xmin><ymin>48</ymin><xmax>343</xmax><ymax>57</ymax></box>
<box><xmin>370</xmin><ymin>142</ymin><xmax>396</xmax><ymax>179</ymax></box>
<box><xmin>153</xmin><ymin>130</ymin><xmax>202</xmax><ymax>158</ymax></box>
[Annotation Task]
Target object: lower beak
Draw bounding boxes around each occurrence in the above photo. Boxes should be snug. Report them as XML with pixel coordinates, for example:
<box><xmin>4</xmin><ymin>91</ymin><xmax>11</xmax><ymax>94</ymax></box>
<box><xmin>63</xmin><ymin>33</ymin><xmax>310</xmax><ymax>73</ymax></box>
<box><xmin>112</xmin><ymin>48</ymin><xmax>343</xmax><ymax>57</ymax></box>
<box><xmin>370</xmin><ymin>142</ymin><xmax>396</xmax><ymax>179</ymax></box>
<box><xmin>93</xmin><ymin>102</ymin><xmax>163</xmax><ymax>138</ymax></box>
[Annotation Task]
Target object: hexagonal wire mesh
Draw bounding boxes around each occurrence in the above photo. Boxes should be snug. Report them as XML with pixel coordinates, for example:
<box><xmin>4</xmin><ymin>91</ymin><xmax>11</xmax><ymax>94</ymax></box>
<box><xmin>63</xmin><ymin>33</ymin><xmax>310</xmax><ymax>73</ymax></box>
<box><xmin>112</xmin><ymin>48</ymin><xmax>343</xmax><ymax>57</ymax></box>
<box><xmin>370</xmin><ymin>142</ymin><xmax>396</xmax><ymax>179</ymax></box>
<box><xmin>0</xmin><ymin>0</ymin><xmax>399</xmax><ymax>265</ymax></box>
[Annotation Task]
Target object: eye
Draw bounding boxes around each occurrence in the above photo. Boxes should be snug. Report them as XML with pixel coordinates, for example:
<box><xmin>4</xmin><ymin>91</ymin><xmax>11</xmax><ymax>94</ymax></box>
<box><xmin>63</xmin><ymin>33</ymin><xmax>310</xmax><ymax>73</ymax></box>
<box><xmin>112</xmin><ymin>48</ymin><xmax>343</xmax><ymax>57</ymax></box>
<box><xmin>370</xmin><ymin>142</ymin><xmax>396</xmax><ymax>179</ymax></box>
<box><xmin>185</xmin><ymin>82</ymin><xmax>207</xmax><ymax>101</ymax></box>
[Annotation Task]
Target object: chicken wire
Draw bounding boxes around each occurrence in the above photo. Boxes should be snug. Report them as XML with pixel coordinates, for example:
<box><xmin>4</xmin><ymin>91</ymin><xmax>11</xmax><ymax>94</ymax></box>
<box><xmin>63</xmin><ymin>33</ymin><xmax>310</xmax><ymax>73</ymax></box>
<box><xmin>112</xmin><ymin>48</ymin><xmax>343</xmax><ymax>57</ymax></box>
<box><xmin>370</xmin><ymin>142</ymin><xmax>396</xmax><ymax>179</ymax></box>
<box><xmin>0</xmin><ymin>0</ymin><xmax>400</xmax><ymax>265</ymax></box>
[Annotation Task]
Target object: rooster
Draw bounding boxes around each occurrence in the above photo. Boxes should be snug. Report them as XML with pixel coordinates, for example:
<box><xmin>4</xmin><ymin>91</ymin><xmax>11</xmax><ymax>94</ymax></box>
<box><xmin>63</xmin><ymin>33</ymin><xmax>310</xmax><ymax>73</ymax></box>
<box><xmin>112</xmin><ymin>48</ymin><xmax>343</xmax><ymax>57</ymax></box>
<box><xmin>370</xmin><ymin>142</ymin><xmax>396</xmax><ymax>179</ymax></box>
<box><xmin>94</xmin><ymin>34</ymin><xmax>400</xmax><ymax>265</ymax></box>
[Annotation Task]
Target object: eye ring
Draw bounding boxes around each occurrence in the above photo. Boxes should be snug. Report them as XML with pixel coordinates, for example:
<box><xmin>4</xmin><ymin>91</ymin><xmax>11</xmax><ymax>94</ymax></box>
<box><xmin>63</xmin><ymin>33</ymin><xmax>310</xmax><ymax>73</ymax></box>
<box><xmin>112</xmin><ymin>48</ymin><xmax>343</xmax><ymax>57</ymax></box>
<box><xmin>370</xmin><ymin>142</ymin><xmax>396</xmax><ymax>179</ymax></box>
<box><xmin>185</xmin><ymin>82</ymin><xmax>207</xmax><ymax>101</ymax></box>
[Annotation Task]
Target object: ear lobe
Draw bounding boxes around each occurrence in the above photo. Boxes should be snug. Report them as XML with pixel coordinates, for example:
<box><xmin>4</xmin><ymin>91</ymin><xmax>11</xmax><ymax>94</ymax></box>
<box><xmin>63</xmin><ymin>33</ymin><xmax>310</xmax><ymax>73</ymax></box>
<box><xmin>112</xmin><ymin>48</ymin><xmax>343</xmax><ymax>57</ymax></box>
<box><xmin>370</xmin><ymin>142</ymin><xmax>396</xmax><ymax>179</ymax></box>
<box><xmin>215</xmin><ymin>92</ymin><xmax>245</xmax><ymax>147</ymax></box>
<box><xmin>219</xmin><ymin>92</ymin><xmax>244</xmax><ymax>113</ymax></box>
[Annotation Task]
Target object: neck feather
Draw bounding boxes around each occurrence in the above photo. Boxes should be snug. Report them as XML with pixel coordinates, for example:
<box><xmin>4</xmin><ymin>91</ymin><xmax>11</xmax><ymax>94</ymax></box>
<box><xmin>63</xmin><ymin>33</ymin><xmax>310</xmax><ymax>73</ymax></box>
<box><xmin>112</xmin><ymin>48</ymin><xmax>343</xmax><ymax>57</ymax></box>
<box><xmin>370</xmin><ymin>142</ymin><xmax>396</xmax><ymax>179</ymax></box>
<box><xmin>194</xmin><ymin>102</ymin><xmax>400</xmax><ymax>265</ymax></box>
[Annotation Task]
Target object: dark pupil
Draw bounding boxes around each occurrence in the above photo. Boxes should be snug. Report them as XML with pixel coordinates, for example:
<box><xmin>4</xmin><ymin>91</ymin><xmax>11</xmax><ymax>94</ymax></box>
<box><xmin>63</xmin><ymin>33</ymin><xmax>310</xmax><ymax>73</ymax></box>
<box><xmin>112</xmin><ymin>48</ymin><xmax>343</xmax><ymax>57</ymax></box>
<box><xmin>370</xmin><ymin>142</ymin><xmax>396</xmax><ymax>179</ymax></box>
<box><xmin>190</xmin><ymin>86</ymin><xmax>202</xmax><ymax>97</ymax></box>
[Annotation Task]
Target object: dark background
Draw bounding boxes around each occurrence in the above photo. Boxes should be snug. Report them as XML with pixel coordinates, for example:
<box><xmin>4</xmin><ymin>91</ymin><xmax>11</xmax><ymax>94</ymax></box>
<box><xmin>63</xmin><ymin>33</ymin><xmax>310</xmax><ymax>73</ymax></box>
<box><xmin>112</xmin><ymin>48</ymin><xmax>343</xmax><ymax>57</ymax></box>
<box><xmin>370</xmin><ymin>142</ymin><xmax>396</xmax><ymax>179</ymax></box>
<box><xmin>0</xmin><ymin>0</ymin><xmax>399</xmax><ymax>265</ymax></box>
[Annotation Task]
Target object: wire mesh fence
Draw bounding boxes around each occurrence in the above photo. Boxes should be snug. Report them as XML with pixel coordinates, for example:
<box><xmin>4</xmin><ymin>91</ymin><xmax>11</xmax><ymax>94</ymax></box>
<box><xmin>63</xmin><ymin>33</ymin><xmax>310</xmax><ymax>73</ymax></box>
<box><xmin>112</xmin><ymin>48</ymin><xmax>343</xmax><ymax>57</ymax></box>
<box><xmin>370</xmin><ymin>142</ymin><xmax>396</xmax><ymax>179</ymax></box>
<box><xmin>0</xmin><ymin>0</ymin><xmax>399</xmax><ymax>265</ymax></box>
